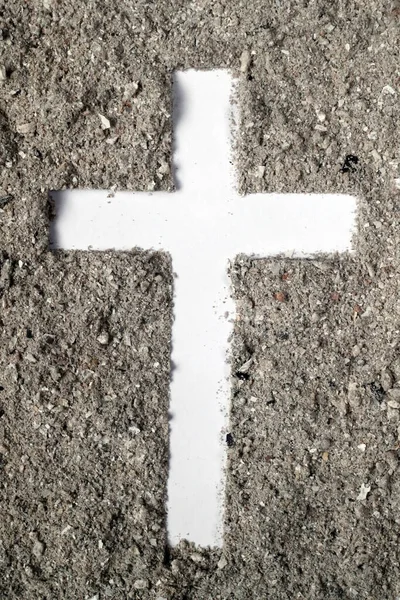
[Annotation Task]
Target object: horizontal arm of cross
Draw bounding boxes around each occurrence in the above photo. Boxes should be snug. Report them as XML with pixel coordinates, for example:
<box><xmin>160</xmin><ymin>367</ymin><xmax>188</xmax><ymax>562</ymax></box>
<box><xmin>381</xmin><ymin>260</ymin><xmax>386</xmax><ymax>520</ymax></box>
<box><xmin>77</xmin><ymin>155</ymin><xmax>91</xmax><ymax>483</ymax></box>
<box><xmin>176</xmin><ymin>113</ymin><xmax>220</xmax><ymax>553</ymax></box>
<box><xmin>52</xmin><ymin>189</ymin><xmax>355</xmax><ymax>259</ymax></box>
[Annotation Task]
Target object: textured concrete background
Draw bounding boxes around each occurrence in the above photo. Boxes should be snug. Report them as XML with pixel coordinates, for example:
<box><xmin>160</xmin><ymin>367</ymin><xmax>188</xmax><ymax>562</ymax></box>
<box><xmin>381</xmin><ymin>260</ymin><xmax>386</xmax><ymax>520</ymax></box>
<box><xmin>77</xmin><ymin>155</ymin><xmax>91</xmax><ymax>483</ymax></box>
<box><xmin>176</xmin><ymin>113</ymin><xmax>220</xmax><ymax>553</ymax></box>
<box><xmin>1</xmin><ymin>1</ymin><xmax>400</xmax><ymax>598</ymax></box>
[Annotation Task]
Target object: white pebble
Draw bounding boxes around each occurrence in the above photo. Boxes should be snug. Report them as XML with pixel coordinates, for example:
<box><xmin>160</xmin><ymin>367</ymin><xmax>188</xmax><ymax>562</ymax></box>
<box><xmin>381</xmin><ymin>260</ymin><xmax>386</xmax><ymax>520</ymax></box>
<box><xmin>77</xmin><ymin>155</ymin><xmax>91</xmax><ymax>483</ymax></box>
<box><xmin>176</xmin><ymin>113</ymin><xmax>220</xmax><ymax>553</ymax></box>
<box><xmin>97</xmin><ymin>332</ymin><xmax>109</xmax><ymax>345</ymax></box>
<box><xmin>357</xmin><ymin>483</ymin><xmax>371</xmax><ymax>501</ymax></box>
<box><xmin>218</xmin><ymin>556</ymin><xmax>228</xmax><ymax>569</ymax></box>
<box><xmin>240</xmin><ymin>50</ymin><xmax>251</xmax><ymax>73</ymax></box>
<box><xmin>98</xmin><ymin>113</ymin><xmax>111</xmax><ymax>130</ymax></box>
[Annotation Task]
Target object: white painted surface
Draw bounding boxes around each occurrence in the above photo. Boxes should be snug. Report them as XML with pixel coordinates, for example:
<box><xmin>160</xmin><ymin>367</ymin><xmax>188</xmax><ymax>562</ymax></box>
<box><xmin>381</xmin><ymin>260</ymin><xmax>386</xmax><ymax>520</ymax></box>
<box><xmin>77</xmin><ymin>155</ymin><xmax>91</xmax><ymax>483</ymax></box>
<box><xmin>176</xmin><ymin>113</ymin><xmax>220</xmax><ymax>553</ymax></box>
<box><xmin>50</xmin><ymin>69</ymin><xmax>357</xmax><ymax>547</ymax></box>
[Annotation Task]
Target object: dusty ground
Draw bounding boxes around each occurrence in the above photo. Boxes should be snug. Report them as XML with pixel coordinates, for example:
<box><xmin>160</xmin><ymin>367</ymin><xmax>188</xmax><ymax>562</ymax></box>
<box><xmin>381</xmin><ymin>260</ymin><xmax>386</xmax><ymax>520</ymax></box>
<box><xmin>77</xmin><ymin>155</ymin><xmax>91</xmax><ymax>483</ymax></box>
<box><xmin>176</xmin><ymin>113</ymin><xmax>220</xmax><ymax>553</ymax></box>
<box><xmin>1</xmin><ymin>1</ymin><xmax>400</xmax><ymax>598</ymax></box>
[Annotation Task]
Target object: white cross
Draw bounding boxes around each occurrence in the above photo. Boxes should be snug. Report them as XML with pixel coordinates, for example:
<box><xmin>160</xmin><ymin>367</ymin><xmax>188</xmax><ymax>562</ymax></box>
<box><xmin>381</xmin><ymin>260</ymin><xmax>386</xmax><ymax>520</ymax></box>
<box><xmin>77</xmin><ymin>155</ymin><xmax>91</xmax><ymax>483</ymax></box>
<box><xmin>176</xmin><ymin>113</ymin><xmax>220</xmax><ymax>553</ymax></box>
<box><xmin>51</xmin><ymin>70</ymin><xmax>356</xmax><ymax>547</ymax></box>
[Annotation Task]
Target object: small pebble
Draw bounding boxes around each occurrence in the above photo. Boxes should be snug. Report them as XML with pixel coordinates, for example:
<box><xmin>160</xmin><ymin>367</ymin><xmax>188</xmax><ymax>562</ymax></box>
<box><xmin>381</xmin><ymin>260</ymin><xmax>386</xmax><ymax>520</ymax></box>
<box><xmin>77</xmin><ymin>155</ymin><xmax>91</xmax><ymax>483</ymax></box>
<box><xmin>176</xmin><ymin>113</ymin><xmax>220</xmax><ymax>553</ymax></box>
<box><xmin>366</xmin><ymin>262</ymin><xmax>375</xmax><ymax>278</ymax></box>
<box><xmin>218</xmin><ymin>556</ymin><xmax>228</xmax><ymax>570</ymax></box>
<box><xmin>256</xmin><ymin>165</ymin><xmax>266</xmax><ymax>178</ymax></box>
<box><xmin>240</xmin><ymin>49</ymin><xmax>251</xmax><ymax>73</ymax></box>
<box><xmin>32</xmin><ymin>540</ymin><xmax>45</xmax><ymax>558</ymax></box>
<box><xmin>97</xmin><ymin>331</ymin><xmax>110</xmax><ymax>345</ymax></box>
<box><xmin>357</xmin><ymin>483</ymin><xmax>371</xmax><ymax>501</ymax></box>
<box><xmin>16</xmin><ymin>122</ymin><xmax>35</xmax><ymax>135</ymax></box>
<box><xmin>191</xmin><ymin>552</ymin><xmax>203</xmax><ymax>563</ymax></box>
<box><xmin>25</xmin><ymin>353</ymin><xmax>37</xmax><ymax>363</ymax></box>
<box><xmin>171</xmin><ymin>559</ymin><xmax>182</xmax><ymax>574</ymax></box>
<box><xmin>381</xmin><ymin>369</ymin><xmax>394</xmax><ymax>392</ymax></box>
<box><xmin>382</xmin><ymin>84</ymin><xmax>396</xmax><ymax>95</ymax></box>
<box><xmin>237</xmin><ymin>358</ymin><xmax>253</xmax><ymax>373</ymax></box>
<box><xmin>61</xmin><ymin>525</ymin><xmax>72</xmax><ymax>535</ymax></box>
<box><xmin>106</xmin><ymin>136</ymin><xmax>119</xmax><ymax>146</ymax></box>
<box><xmin>123</xmin><ymin>81</ymin><xmax>140</xmax><ymax>101</ymax></box>
<box><xmin>274</xmin><ymin>291</ymin><xmax>286</xmax><ymax>302</ymax></box>
<box><xmin>388</xmin><ymin>389</ymin><xmax>400</xmax><ymax>401</ymax></box>
<box><xmin>387</xmin><ymin>400</ymin><xmax>400</xmax><ymax>409</ymax></box>
<box><xmin>133</xmin><ymin>579</ymin><xmax>148</xmax><ymax>590</ymax></box>
<box><xmin>99</xmin><ymin>114</ymin><xmax>111</xmax><ymax>130</ymax></box>
<box><xmin>129</xmin><ymin>424</ymin><xmax>141</xmax><ymax>435</ymax></box>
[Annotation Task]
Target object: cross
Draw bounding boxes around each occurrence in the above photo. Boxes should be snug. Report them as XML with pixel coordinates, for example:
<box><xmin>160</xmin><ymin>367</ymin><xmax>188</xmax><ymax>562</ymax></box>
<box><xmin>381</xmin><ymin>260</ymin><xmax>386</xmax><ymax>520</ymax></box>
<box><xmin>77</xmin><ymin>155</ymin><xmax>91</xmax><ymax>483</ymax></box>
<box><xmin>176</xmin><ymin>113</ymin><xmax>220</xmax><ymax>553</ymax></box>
<box><xmin>50</xmin><ymin>69</ymin><xmax>356</xmax><ymax>547</ymax></box>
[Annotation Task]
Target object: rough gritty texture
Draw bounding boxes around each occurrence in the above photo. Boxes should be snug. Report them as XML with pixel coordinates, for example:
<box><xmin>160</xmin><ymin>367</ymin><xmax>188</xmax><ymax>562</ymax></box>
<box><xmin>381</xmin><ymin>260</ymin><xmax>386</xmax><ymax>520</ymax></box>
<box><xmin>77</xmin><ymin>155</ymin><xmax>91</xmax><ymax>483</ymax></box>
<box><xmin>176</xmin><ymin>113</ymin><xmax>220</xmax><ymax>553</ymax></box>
<box><xmin>225</xmin><ymin>245</ymin><xmax>400</xmax><ymax>598</ymax></box>
<box><xmin>0</xmin><ymin>250</ymin><xmax>173</xmax><ymax>598</ymax></box>
<box><xmin>1</xmin><ymin>1</ymin><xmax>400</xmax><ymax>598</ymax></box>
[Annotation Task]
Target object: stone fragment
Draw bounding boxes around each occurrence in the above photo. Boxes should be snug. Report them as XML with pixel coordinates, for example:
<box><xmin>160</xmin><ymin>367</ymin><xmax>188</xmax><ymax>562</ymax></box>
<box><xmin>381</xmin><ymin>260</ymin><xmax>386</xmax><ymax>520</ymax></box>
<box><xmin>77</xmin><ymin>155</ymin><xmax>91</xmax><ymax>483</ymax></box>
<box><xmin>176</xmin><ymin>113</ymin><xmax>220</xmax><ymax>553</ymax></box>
<box><xmin>237</xmin><ymin>358</ymin><xmax>253</xmax><ymax>373</ymax></box>
<box><xmin>25</xmin><ymin>353</ymin><xmax>37</xmax><ymax>363</ymax></box>
<box><xmin>191</xmin><ymin>552</ymin><xmax>203</xmax><ymax>563</ymax></box>
<box><xmin>387</xmin><ymin>399</ymin><xmax>400</xmax><ymax>409</ymax></box>
<box><xmin>381</xmin><ymin>369</ymin><xmax>394</xmax><ymax>392</ymax></box>
<box><xmin>348</xmin><ymin>381</ymin><xmax>360</xmax><ymax>407</ymax></box>
<box><xmin>123</xmin><ymin>81</ymin><xmax>140</xmax><ymax>101</ymax></box>
<box><xmin>97</xmin><ymin>331</ymin><xmax>110</xmax><ymax>345</ymax></box>
<box><xmin>240</xmin><ymin>49</ymin><xmax>251</xmax><ymax>73</ymax></box>
<box><xmin>388</xmin><ymin>389</ymin><xmax>400</xmax><ymax>402</ymax></box>
<box><xmin>382</xmin><ymin>84</ymin><xmax>396</xmax><ymax>96</ymax></box>
<box><xmin>98</xmin><ymin>114</ymin><xmax>111</xmax><ymax>130</ymax></box>
<box><xmin>256</xmin><ymin>165</ymin><xmax>266</xmax><ymax>178</ymax></box>
<box><xmin>16</xmin><ymin>122</ymin><xmax>36</xmax><ymax>135</ymax></box>
<box><xmin>106</xmin><ymin>136</ymin><xmax>119</xmax><ymax>145</ymax></box>
<box><xmin>218</xmin><ymin>556</ymin><xmax>228</xmax><ymax>569</ymax></box>
<box><xmin>133</xmin><ymin>579</ymin><xmax>148</xmax><ymax>590</ymax></box>
<box><xmin>32</xmin><ymin>540</ymin><xmax>45</xmax><ymax>558</ymax></box>
<box><xmin>357</xmin><ymin>483</ymin><xmax>371</xmax><ymax>501</ymax></box>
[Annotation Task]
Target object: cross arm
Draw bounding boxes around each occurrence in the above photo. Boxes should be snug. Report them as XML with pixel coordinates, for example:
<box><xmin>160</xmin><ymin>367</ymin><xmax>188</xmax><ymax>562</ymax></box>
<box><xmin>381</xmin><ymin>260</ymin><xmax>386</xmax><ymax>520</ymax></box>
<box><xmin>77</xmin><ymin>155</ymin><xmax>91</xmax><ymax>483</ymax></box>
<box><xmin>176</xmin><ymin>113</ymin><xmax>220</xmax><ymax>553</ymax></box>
<box><xmin>228</xmin><ymin>193</ymin><xmax>356</xmax><ymax>257</ymax></box>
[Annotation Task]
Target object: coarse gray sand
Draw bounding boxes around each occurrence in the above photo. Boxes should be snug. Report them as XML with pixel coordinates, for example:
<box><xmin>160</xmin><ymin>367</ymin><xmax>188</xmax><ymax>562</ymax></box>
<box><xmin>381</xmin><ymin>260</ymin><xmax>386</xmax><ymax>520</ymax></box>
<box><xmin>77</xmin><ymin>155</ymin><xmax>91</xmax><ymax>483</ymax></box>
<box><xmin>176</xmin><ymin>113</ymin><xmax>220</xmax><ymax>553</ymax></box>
<box><xmin>1</xmin><ymin>1</ymin><xmax>400</xmax><ymax>598</ymax></box>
